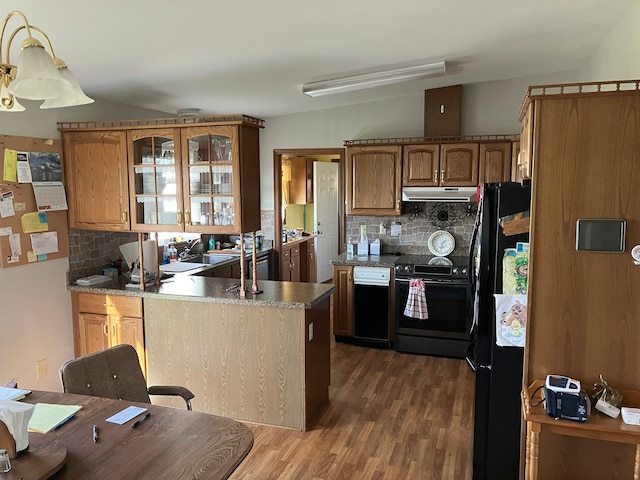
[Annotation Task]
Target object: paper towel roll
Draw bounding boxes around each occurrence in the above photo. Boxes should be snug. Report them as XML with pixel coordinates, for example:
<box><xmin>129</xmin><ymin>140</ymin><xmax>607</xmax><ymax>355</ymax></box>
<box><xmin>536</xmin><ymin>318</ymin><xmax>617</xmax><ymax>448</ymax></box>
<box><xmin>0</xmin><ymin>400</ymin><xmax>35</xmax><ymax>454</ymax></box>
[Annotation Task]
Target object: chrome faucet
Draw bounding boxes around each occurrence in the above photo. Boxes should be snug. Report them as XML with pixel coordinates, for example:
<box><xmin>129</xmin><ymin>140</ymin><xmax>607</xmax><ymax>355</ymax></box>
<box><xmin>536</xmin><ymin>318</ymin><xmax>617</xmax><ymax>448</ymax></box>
<box><xmin>179</xmin><ymin>239</ymin><xmax>202</xmax><ymax>259</ymax></box>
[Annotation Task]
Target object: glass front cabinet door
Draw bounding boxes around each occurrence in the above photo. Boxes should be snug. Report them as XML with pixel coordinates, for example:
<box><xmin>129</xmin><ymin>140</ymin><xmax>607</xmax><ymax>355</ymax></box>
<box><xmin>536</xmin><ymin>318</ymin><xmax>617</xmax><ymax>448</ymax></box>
<box><xmin>181</xmin><ymin>125</ymin><xmax>241</xmax><ymax>234</ymax></box>
<box><xmin>128</xmin><ymin>129</ymin><xmax>184</xmax><ymax>232</ymax></box>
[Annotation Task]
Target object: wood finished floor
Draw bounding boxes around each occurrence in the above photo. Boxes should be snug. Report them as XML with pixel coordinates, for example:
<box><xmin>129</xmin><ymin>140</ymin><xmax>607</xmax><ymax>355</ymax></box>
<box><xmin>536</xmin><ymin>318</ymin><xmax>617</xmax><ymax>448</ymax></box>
<box><xmin>231</xmin><ymin>341</ymin><xmax>474</xmax><ymax>480</ymax></box>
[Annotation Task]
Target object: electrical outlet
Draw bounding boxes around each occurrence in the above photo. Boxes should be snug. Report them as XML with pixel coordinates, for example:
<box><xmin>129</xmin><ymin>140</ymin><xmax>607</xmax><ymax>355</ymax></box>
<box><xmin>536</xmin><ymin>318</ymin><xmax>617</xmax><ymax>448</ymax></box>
<box><xmin>379</xmin><ymin>224</ymin><xmax>387</xmax><ymax>234</ymax></box>
<box><xmin>36</xmin><ymin>358</ymin><xmax>48</xmax><ymax>379</ymax></box>
<box><xmin>308</xmin><ymin>322</ymin><xmax>314</xmax><ymax>341</ymax></box>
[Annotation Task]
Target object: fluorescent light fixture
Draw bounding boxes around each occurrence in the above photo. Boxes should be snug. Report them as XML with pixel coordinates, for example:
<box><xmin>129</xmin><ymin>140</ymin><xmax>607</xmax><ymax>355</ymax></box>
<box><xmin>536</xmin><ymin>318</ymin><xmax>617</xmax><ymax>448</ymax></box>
<box><xmin>302</xmin><ymin>61</ymin><xmax>447</xmax><ymax>97</ymax></box>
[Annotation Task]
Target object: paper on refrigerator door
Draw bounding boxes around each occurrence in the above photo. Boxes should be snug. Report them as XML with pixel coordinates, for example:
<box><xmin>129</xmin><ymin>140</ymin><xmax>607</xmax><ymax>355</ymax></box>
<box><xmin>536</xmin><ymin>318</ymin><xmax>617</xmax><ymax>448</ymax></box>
<box><xmin>494</xmin><ymin>294</ymin><xmax>527</xmax><ymax>347</ymax></box>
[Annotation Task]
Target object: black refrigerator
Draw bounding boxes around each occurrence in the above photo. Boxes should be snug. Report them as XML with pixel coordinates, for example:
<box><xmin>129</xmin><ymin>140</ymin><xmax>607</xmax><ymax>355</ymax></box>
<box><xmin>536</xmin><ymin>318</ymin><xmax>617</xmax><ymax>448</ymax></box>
<box><xmin>468</xmin><ymin>182</ymin><xmax>531</xmax><ymax>480</ymax></box>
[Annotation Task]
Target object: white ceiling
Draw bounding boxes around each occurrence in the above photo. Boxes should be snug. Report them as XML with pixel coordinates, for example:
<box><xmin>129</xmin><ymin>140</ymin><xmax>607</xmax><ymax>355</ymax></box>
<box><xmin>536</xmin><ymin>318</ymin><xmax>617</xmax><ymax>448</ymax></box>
<box><xmin>2</xmin><ymin>0</ymin><xmax>633</xmax><ymax>119</ymax></box>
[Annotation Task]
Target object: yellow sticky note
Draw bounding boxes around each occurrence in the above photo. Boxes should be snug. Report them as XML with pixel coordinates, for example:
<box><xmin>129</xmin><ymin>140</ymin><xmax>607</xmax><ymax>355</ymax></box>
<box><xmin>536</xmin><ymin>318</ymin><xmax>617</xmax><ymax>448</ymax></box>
<box><xmin>3</xmin><ymin>149</ymin><xmax>17</xmax><ymax>182</ymax></box>
<box><xmin>27</xmin><ymin>251</ymin><xmax>37</xmax><ymax>262</ymax></box>
<box><xmin>21</xmin><ymin>212</ymin><xmax>49</xmax><ymax>233</ymax></box>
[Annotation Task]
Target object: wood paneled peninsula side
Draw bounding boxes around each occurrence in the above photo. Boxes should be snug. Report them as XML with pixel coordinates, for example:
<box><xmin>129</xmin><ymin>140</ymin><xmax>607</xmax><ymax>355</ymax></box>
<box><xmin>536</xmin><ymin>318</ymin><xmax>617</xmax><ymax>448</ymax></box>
<box><xmin>68</xmin><ymin>276</ymin><xmax>335</xmax><ymax>431</ymax></box>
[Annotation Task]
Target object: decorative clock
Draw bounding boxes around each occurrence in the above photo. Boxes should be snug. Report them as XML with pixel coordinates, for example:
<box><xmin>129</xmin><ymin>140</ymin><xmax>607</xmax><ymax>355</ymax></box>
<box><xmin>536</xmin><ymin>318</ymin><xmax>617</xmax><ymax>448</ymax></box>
<box><xmin>427</xmin><ymin>230</ymin><xmax>455</xmax><ymax>256</ymax></box>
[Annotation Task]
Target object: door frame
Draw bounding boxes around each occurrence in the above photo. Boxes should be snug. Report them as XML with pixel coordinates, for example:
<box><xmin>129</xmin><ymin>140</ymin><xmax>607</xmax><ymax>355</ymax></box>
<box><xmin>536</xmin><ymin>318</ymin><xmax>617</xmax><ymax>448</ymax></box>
<box><xmin>273</xmin><ymin>148</ymin><xmax>345</xmax><ymax>280</ymax></box>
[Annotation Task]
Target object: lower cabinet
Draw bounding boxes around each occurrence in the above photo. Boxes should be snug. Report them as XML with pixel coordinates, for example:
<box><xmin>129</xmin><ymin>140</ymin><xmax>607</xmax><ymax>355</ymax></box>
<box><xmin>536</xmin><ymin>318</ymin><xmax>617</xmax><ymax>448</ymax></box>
<box><xmin>332</xmin><ymin>265</ymin><xmax>353</xmax><ymax>337</ymax></box>
<box><xmin>73</xmin><ymin>292</ymin><xmax>145</xmax><ymax>375</ymax></box>
<box><xmin>281</xmin><ymin>244</ymin><xmax>301</xmax><ymax>282</ymax></box>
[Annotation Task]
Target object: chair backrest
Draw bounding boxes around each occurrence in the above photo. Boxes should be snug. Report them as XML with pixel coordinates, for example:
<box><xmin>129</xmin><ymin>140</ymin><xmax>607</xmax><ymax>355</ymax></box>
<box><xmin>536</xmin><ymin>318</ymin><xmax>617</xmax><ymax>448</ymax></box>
<box><xmin>59</xmin><ymin>344</ymin><xmax>151</xmax><ymax>404</ymax></box>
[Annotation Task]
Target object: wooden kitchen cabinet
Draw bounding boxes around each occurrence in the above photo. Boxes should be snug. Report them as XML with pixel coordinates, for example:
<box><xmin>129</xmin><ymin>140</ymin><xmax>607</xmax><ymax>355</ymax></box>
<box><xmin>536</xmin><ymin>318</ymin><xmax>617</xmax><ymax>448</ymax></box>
<box><xmin>281</xmin><ymin>243</ymin><xmax>301</xmax><ymax>282</ymax></box>
<box><xmin>62</xmin><ymin>131</ymin><xmax>130</xmax><ymax>231</ymax></box>
<box><xmin>128</xmin><ymin>128</ymin><xmax>183</xmax><ymax>232</ymax></box>
<box><xmin>479</xmin><ymin>142</ymin><xmax>512</xmax><ymax>184</ymax></box>
<box><xmin>402</xmin><ymin>144</ymin><xmax>440</xmax><ymax>186</ymax></box>
<box><xmin>517</xmin><ymin>102</ymin><xmax>534</xmax><ymax>181</ymax></box>
<box><xmin>332</xmin><ymin>265</ymin><xmax>353</xmax><ymax>337</ymax></box>
<box><xmin>346</xmin><ymin>145</ymin><xmax>402</xmax><ymax>215</ymax></box>
<box><xmin>440</xmin><ymin>143</ymin><xmax>479</xmax><ymax>186</ymax></box>
<box><xmin>59</xmin><ymin>115</ymin><xmax>263</xmax><ymax>234</ymax></box>
<box><xmin>403</xmin><ymin>142</ymin><xmax>479</xmax><ymax>187</ymax></box>
<box><xmin>510</xmin><ymin>141</ymin><xmax>521</xmax><ymax>182</ymax></box>
<box><xmin>72</xmin><ymin>292</ymin><xmax>145</xmax><ymax>375</ymax></box>
<box><xmin>288</xmin><ymin>156</ymin><xmax>314</xmax><ymax>204</ymax></box>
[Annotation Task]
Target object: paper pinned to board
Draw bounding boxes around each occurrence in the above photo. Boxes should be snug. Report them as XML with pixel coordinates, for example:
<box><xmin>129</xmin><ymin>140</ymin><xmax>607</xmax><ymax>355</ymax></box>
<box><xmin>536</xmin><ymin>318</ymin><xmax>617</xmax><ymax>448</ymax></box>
<box><xmin>32</xmin><ymin>181</ymin><xmax>68</xmax><ymax>211</ymax></box>
<box><xmin>30</xmin><ymin>231</ymin><xmax>58</xmax><ymax>255</ymax></box>
<box><xmin>0</xmin><ymin>191</ymin><xmax>15</xmax><ymax>218</ymax></box>
<box><xmin>2</xmin><ymin>148</ymin><xmax>17</xmax><ymax>182</ymax></box>
<box><xmin>21</xmin><ymin>212</ymin><xmax>48</xmax><ymax>233</ymax></box>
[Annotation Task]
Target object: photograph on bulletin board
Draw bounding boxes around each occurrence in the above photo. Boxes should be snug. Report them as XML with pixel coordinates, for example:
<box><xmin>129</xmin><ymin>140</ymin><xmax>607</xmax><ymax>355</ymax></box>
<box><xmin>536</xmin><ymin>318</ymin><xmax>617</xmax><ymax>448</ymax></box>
<box><xmin>0</xmin><ymin>134</ymin><xmax>69</xmax><ymax>268</ymax></box>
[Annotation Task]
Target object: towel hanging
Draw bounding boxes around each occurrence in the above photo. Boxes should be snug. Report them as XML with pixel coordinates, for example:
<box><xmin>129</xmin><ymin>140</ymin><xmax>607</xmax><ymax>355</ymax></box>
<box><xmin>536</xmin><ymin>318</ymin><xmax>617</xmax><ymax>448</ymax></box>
<box><xmin>404</xmin><ymin>279</ymin><xmax>429</xmax><ymax>319</ymax></box>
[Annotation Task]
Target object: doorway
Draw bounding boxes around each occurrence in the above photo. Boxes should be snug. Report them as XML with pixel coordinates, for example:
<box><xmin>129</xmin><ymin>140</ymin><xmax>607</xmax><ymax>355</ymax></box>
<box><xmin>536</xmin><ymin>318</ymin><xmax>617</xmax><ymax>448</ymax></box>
<box><xmin>273</xmin><ymin>148</ymin><xmax>345</xmax><ymax>282</ymax></box>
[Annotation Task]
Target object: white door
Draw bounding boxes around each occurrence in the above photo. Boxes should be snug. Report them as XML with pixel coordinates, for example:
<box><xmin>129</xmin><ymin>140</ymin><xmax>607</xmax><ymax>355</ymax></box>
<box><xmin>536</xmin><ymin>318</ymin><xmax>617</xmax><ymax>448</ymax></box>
<box><xmin>313</xmin><ymin>162</ymin><xmax>339</xmax><ymax>283</ymax></box>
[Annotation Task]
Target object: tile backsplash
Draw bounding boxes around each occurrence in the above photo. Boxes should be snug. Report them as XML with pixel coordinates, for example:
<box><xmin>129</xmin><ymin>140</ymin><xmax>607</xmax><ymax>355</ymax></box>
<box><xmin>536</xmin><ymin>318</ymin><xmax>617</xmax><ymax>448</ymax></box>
<box><xmin>346</xmin><ymin>202</ymin><xmax>477</xmax><ymax>256</ymax></box>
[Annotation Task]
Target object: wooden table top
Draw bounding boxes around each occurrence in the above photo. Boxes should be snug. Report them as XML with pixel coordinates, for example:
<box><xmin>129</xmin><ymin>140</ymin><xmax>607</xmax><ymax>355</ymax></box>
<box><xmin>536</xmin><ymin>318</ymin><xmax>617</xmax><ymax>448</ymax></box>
<box><xmin>10</xmin><ymin>390</ymin><xmax>253</xmax><ymax>480</ymax></box>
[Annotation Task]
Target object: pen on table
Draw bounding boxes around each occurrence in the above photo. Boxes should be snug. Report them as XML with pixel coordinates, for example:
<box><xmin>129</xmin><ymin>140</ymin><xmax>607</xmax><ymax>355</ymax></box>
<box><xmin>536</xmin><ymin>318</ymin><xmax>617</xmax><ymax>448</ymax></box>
<box><xmin>131</xmin><ymin>412</ymin><xmax>151</xmax><ymax>429</ymax></box>
<box><xmin>93</xmin><ymin>425</ymin><xmax>99</xmax><ymax>443</ymax></box>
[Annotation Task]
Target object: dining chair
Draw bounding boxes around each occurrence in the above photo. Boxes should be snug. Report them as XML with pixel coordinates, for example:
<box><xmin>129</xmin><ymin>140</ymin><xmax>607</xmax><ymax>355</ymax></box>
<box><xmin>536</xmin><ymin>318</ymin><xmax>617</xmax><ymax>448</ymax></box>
<box><xmin>59</xmin><ymin>344</ymin><xmax>194</xmax><ymax>410</ymax></box>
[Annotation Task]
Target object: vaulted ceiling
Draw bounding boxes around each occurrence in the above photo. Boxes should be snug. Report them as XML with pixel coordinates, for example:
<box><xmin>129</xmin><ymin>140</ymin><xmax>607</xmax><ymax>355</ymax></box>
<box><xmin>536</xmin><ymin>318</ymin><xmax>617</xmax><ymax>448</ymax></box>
<box><xmin>3</xmin><ymin>0</ymin><xmax>633</xmax><ymax>118</ymax></box>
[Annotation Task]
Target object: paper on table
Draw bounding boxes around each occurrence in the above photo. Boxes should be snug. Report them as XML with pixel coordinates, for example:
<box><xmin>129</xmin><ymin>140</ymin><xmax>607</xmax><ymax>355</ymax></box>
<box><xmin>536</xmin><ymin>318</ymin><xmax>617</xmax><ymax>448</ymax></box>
<box><xmin>106</xmin><ymin>406</ymin><xmax>148</xmax><ymax>425</ymax></box>
<box><xmin>0</xmin><ymin>386</ymin><xmax>31</xmax><ymax>401</ymax></box>
<box><xmin>28</xmin><ymin>403</ymin><xmax>82</xmax><ymax>434</ymax></box>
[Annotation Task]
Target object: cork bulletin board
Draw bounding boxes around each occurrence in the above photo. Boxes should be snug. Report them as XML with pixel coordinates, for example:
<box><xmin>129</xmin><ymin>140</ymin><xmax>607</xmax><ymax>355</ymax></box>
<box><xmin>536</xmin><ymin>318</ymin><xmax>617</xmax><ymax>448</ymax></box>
<box><xmin>0</xmin><ymin>134</ymin><xmax>69</xmax><ymax>268</ymax></box>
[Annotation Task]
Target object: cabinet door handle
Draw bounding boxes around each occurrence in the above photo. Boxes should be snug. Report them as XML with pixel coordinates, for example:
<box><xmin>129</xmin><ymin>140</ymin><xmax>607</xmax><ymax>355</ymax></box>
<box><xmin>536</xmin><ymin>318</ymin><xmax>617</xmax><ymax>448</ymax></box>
<box><xmin>396</xmin><ymin>199</ymin><xmax>400</xmax><ymax>212</ymax></box>
<box><xmin>434</xmin><ymin>169</ymin><xmax>438</xmax><ymax>182</ymax></box>
<box><xmin>102</xmin><ymin>303</ymin><xmax>114</xmax><ymax>307</ymax></box>
<box><xmin>103</xmin><ymin>324</ymin><xmax>108</xmax><ymax>336</ymax></box>
<box><xmin>121</xmin><ymin>210</ymin><xmax>129</xmax><ymax>223</ymax></box>
<box><xmin>184</xmin><ymin>210</ymin><xmax>191</xmax><ymax>224</ymax></box>
<box><xmin>440</xmin><ymin>169</ymin><xmax>444</xmax><ymax>183</ymax></box>
<box><xmin>177</xmin><ymin>210</ymin><xmax>183</xmax><ymax>225</ymax></box>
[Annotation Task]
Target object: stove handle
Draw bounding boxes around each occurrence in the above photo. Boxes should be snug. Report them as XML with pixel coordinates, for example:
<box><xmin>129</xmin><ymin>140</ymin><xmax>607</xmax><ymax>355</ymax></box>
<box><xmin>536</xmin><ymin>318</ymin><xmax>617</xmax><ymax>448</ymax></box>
<box><xmin>395</xmin><ymin>278</ymin><xmax>468</xmax><ymax>286</ymax></box>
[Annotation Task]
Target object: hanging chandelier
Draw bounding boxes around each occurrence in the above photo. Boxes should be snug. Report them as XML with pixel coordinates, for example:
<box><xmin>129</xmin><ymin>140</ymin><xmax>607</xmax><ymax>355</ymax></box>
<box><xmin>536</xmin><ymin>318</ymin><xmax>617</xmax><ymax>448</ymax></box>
<box><xmin>0</xmin><ymin>9</ymin><xmax>93</xmax><ymax>112</ymax></box>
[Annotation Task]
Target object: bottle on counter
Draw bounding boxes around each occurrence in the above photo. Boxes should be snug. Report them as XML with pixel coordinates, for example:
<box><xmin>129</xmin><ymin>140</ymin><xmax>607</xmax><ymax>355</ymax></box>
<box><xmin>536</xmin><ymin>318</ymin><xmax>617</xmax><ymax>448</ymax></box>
<box><xmin>168</xmin><ymin>243</ymin><xmax>177</xmax><ymax>262</ymax></box>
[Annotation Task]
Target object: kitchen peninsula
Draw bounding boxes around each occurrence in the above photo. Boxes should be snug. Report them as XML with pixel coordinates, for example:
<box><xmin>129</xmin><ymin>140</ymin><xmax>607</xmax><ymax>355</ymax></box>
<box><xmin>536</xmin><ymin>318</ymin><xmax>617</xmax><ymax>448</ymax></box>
<box><xmin>68</xmin><ymin>275</ymin><xmax>334</xmax><ymax>430</ymax></box>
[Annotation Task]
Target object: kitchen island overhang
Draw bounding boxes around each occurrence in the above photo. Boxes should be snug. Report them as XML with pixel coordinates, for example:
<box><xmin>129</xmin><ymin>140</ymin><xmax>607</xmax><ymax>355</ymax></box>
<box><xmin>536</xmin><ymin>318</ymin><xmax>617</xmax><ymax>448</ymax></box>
<box><xmin>69</xmin><ymin>276</ymin><xmax>335</xmax><ymax>430</ymax></box>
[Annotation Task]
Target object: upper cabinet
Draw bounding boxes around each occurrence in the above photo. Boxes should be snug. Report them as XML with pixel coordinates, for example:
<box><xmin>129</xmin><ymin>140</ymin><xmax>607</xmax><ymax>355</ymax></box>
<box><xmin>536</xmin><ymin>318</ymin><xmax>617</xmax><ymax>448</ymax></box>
<box><xmin>403</xmin><ymin>142</ymin><xmax>479</xmax><ymax>187</ymax></box>
<box><xmin>287</xmin><ymin>156</ymin><xmax>314</xmax><ymax>204</ymax></box>
<box><xmin>63</xmin><ymin>131</ymin><xmax>129</xmax><ymax>231</ymax></box>
<box><xmin>516</xmin><ymin>102</ymin><xmax>534</xmax><ymax>181</ymax></box>
<box><xmin>478</xmin><ymin>142</ymin><xmax>512</xmax><ymax>184</ymax></box>
<box><xmin>402</xmin><ymin>144</ymin><xmax>440</xmax><ymax>186</ymax></box>
<box><xmin>440</xmin><ymin>143</ymin><xmax>479</xmax><ymax>186</ymax></box>
<box><xmin>60</xmin><ymin>115</ymin><xmax>264</xmax><ymax>233</ymax></box>
<box><xmin>128</xmin><ymin>128</ymin><xmax>183</xmax><ymax>232</ymax></box>
<box><xmin>346</xmin><ymin>145</ymin><xmax>402</xmax><ymax>216</ymax></box>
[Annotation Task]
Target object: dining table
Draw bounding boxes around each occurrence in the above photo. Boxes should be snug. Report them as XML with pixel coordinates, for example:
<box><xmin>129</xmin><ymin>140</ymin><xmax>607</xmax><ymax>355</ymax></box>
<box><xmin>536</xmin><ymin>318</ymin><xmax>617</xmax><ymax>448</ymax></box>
<box><xmin>3</xmin><ymin>390</ymin><xmax>254</xmax><ymax>479</ymax></box>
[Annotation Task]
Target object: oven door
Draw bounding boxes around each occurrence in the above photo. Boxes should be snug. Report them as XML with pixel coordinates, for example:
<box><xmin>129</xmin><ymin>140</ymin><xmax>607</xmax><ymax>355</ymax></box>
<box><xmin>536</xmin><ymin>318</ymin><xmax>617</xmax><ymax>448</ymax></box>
<box><xmin>395</xmin><ymin>278</ymin><xmax>469</xmax><ymax>339</ymax></box>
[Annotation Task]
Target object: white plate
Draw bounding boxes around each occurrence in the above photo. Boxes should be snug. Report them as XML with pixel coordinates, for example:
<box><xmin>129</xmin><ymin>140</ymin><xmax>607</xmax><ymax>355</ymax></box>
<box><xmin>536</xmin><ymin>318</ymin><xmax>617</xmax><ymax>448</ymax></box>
<box><xmin>428</xmin><ymin>230</ymin><xmax>455</xmax><ymax>256</ymax></box>
<box><xmin>428</xmin><ymin>256</ymin><xmax>453</xmax><ymax>266</ymax></box>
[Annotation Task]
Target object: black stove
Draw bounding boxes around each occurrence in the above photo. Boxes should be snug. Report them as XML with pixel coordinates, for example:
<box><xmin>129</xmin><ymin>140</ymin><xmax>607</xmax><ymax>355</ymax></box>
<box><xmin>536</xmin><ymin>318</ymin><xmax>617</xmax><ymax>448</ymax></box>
<box><xmin>394</xmin><ymin>255</ymin><xmax>469</xmax><ymax>283</ymax></box>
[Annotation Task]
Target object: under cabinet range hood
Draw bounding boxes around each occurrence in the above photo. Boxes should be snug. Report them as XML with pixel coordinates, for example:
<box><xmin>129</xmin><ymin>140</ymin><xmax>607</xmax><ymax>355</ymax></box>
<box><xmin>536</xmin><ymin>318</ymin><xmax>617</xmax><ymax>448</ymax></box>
<box><xmin>402</xmin><ymin>186</ymin><xmax>477</xmax><ymax>203</ymax></box>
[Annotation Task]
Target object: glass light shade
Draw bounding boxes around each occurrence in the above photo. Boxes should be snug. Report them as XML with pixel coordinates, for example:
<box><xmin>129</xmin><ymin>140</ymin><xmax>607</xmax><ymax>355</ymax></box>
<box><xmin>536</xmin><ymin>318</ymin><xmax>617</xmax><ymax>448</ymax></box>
<box><xmin>0</xmin><ymin>83</ymin><xmax>25</xmax><ymax>111</ymax></box>
<box><xmin>40</xmin><ymin>66</ymin><xmax>94</xmax><ymax>109</ymax></box>
<box><xmin>8</xmin><ymin>43</ymin><xmax>71</xmax><ymax>100</ymax></box>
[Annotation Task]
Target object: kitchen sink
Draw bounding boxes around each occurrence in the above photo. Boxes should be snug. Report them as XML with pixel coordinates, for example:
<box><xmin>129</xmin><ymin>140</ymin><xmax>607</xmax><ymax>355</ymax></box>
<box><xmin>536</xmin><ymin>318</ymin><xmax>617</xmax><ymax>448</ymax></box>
<box><xmin>180</xmin><ymin>254</ymin><xmax>236</xmax><ymax>265</ymax></box>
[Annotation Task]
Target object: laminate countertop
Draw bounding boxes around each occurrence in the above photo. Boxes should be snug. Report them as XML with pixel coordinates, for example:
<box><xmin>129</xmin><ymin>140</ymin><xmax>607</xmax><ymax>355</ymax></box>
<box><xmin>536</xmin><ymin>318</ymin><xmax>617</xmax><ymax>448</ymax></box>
<box><xmin>68</xmin><ymin>275</ymin><xmax>335</xmax><ymax>309</ymax></box>
<box><xmin>330</xmin><ymin>253</ymin><xmax>400</xmax><ymax>268</ymax></box>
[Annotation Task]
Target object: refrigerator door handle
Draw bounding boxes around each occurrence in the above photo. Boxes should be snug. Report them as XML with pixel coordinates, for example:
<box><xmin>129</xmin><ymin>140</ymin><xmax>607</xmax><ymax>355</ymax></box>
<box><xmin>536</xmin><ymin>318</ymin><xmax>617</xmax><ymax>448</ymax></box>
<box><xmin>478</xmin><ymin>363</ymin><xmax>492</xmax><ymax>370</ymax></box>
